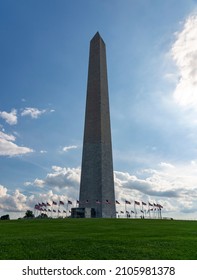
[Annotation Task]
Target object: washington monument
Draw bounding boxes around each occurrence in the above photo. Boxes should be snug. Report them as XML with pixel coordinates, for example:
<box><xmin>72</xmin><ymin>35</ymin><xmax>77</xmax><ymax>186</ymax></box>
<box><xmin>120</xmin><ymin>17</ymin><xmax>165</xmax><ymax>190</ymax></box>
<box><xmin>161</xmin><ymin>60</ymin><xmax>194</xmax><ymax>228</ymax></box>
<box><xmin>79</xmin><ymin>32</ymin><xmax>116</xmax><ymax>218</ymax></box>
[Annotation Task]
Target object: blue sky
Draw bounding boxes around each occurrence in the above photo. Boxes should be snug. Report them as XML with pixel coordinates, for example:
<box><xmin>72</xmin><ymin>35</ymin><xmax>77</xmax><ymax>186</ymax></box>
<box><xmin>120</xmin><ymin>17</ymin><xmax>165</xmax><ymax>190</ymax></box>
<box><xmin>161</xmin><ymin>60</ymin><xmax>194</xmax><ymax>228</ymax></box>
<box><xmin>1</xmin><ymin>0</ymin><xmax>197</xmax><ymax>219</ymax></box>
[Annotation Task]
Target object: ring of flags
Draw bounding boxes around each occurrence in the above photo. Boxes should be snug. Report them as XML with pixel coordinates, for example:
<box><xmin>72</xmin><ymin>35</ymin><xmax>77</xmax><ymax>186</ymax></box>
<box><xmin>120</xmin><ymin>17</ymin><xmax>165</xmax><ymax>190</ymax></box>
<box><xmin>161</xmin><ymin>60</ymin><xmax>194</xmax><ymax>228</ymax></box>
<box><xmin>34</xmin><ymin>200</ymin><xmax>73</xmax><ymax>217</ymax></box>
<box><xmin>34</xmin><ymin>198</ymin><xmax>164</xmax><ymax>219</ymax></box>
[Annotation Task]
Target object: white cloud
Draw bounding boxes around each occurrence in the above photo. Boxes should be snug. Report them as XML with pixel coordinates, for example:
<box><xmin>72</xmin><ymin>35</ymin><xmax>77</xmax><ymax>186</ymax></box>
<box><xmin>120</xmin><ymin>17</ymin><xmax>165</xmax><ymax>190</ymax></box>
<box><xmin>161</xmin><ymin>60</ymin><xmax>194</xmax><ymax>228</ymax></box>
<box><xmin>0</xmin><ymin>130</ymin><xmax>33</xmax><ymax>156</ymax></box>
<box><xmin>0</xmin><ymin>186</ymin><xmax>27</xmax><ymax>212</ymax></box>
<box><xmin>24</xmin><ymin>178</ymin><xmax>45</xmax><ymax>188</ymax></box>
<box><xmin>24</xmin><ymin>182</ymin><xmax>31</xmax><ymax>187</ymax></box>
<box><xmin>159</xmin><ymin>162</ymin><xmax>175</xmax><ymax>169</ymax></box>
<box><xmin>45</xmin><ymin>166</ymin><xmax>80</xmax><ymax>189</ymax></box>
<box><xmin>25</xmin><ymin>165</ymin><xmax>80</xmax><ymax>191</ymax></box>
<box><xmin>22</xmin><ymin>166</ymin><xmax>80</xmax><ymax>212</ymax></box>
<box><xmin>40</xmin><ymin>150</ymin><xmax>47</xmax><ymax>154</ymax></box>
<box><xmin>27</xmin><ymin>190</ymin><xmax>70</xmax><ymax>207</ymax></box>
<box><xmin>62</xmin><ymin>145</ymin><xmax>78</xmax><ymax>152</ymax></box>
<box><xmin>0</xmin><ymin>109</ymin><xmax>17</xmax><ymax>125</ymax></box>
<box><xmin>21</xmin><ymin>107</ymin><xmax>46</xmax><ymax>119</ymax></box>
<box><xmin>0</xmin><ymin>131</ymin><xmax>15</xmax><ymax>142</ymax></box>
<box><xmin>114</xmin><ymin>170</ymin><xmax>179</xmax><ymax>199</ymax></box>
<box><xmin>0</xmin><ymin>185</ymin><xmax>7</xmax><ymax>196</ymax></box>
<box><xmin>33</xmin><ymin>179</ymin><xmax>45</xmax><ymax>188</ymax></box>
<box><xmin>171</xmin><ymin>13</ymin><xmax>197</xmax><ymax>110</ymax></box>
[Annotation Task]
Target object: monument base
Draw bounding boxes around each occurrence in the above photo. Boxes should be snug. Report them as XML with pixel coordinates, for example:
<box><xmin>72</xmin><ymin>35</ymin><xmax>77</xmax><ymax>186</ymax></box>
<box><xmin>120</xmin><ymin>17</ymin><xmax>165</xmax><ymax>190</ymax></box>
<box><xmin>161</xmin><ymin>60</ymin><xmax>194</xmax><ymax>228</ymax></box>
<box><xmin>71</xmin><ymin>207</ymin><xmax>96</xmax><ymax>218</ymax></box>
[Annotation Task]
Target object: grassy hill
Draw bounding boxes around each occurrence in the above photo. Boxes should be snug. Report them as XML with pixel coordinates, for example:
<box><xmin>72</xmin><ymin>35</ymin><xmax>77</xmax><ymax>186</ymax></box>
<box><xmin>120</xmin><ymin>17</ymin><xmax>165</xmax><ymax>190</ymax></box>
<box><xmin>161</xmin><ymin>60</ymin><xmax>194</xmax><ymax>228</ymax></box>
<box><xmin>0</xmin><ymin>218</ymin><xmax>197</xmax><ymax>259</ymax></box>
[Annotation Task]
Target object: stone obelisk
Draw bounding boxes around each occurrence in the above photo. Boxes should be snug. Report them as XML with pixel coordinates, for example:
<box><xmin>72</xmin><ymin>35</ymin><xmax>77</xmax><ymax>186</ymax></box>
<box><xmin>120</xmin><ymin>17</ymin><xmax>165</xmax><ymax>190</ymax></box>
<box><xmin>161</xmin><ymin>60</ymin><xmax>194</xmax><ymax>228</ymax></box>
<box><xmin>79</xmin><ymin>32</ymin><xmax>116</xmax><ymax>218</ymax></box>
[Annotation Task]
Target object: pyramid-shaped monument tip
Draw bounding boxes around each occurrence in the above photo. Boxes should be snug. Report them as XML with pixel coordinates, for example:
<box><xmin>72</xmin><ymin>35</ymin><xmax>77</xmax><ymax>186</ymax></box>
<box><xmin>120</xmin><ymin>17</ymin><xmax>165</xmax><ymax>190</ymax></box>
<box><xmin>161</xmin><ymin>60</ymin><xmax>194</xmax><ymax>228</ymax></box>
<box><xmin>95</xmin><ymin>31</ymin><xmax>100</xmax><ymax>37</ymax></box>
<box><xmin>91</xmin><ymin>31</ymin><xmax>104</xmax><ymax>42</ymax></box>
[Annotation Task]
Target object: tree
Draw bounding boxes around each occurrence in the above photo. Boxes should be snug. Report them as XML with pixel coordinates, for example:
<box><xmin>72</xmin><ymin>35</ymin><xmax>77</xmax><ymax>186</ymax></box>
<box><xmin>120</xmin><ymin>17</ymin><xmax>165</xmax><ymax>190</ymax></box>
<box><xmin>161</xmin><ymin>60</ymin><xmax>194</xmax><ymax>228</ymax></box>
<box><xmin>0</xmin><ymin>214</ymin><xmax>10</xmax><ymax>220</ymax></box>
<box><xmin>24</xmin><ymin>210</ymin><xmax>34</xmax><ymax>219</ymax></box>
<box><xmin>37</xmin><ymin>213</ymin><xmax>48</xmax><ymax>219</ymax></box>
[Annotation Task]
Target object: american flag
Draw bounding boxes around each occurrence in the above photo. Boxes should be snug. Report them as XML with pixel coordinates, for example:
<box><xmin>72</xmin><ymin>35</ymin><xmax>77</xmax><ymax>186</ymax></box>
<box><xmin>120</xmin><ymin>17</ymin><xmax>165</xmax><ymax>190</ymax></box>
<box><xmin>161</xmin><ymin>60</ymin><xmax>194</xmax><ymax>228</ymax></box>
<box><xmin>53</xmin><ymin>201</ymin><xmax>57</xmax><ymax>205</ymax></box>
<box><xmin>116</xmin><ymin>200</ymin><xmax>120</xmax><ymax>204</ymax></box>
<box><xmin>142</xmin><ymin>201</ymin><xmax>147</xmax><ymax>206</ymax></box>
<box><xmin>125</xmin><ymin>200</ymin><xmax>131</xmax><ymax>204</ymax></box>
<box><xmin>68</xmin><ymin>200</ymin><xmax>72</xmax><ymax>205</ymax></box>
<box><xmin>59</xmin><ymin>200</ymin><xmax>64</xmax><ymax>205</ymax></box>
<box><xmin>157</xmin><ymin>204</ymin><xmax>163</xmax><ymax>209</ymax></box>
<box><xmin>134</xmin><ymin>201</ymin><xmax>140</xmax><ymax>205</ymax></box>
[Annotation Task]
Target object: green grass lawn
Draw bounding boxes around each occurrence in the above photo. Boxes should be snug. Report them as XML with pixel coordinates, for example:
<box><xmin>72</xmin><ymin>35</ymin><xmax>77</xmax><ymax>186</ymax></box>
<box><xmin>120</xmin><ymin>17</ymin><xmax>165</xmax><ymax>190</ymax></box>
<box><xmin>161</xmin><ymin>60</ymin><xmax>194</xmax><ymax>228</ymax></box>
<box><xmin>0</xmin><ymin>218</ymin><xmax>197</xmax><ymax>260</ymax></box>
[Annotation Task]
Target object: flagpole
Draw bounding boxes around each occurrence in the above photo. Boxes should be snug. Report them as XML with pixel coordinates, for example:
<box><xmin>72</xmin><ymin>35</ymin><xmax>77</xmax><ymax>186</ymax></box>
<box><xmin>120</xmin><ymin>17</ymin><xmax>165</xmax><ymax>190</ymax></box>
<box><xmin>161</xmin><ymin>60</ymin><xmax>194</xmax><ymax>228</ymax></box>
<box><xmin>155</xmin><ymin>204</ymin><xmax>157</xmax><ymax>219</ymax></box>
<box><xmin>153</xmin><ymin>204</ymin><xmax>155</xmax><ymax>219</ymax></box>
<box><xmin>58</xmin><ymin>200</ymin><xmax>60</xmax><ymax>218</ymax></box>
